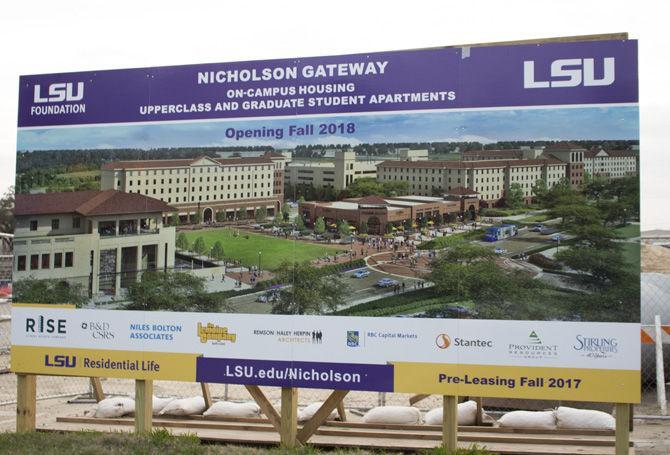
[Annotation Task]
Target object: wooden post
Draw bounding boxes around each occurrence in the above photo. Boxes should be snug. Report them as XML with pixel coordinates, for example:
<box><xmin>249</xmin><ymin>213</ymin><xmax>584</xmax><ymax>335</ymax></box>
<box><xmin>297</xmin><ymin>390</ymin><xmax>349</xmax><ymax>443</ymax></box>
<box><xmin>615</xmin><ymin>402</ymin><xmax>630</xmax><ymax>455</ymax></box>
<box><xmin>134</xmin><ymin>379</ymin><xmax>153</xmax><ymax>434</ymax></box>
<box><xmin>16</xmin><ymin>374</ymin><xmax>36</xmax><ymax>432</ymax></box>
<box><xmin>443</xmin><ymin>395</ymin><xmax>458</xmax><ymax>451</ymax></box>
<box><xmin>90</xmin><ymin>377</ymin><xmax>105</xmax><ymax>402</ymax></box>
<box><xmin>244</xmin><ymin>385</ymin><xmax>282</xmax><ymax>433</ymax></box>
<box><xmin>280</xmin><ymin>387</ymin><xmax>298</xmax><ymax>447</ymax></box>
<box><xmin>474</xmin><ymin>397</ymin><xmax>483</xmax><ymax>426</ymax></box>
<box><xmin>336</xmin><ymin>398</ymin><xmax>347</xmax><ymax>422</ymax></box>
<box><xmin>200</xmin><ymin>382</ymin><xmax>213</xmax><ymax>409</ymax></box>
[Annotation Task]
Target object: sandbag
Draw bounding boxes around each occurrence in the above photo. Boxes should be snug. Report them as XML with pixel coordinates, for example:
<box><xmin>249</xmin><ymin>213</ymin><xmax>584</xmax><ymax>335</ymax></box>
<box><xmin>555</xmin><ymin>406</ymin><xmax>615</xmax><ymax>430</ymax></box>
<box><xmin>424</xmin><ymin>400</ymin><xmax>479</xmax><ymax>426</ymax></box>
<box><xmin>152</xmin><ymin>396</ymin><xmax>175</xmax><ymax>416</ymax></box>
<box><xmin>498</xmin><ymin>410</ymin><xmax>557</xmax><ymax>429</ymax></box>
<box><xmin>203</xmin><ymin>401</ymin><xmax>260</xmax><ymax>418</ymax></box>
<box><xmin>159</xmin><ymin>396</ymin><xmax>206</xmax><ymax>416</ymax></box>
<box><xmin>298</xmin><ymin>402</ymin><xmax>338</xmax><ymax>422</ymax></box>
<box><xmin>363</xmin><ymin>406</ymin><xmax>421</xmax><ymax>424</ymax></box>
<box><xmin>93</xmin><ymin>396</ymin><xmax>135</xmax><ymax>418</ymax></box>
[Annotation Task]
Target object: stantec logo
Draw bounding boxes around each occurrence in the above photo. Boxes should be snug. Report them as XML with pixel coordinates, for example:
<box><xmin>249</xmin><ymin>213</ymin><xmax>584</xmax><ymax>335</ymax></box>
<box><xmin>33</xmin><ymin>82</ymin><xmax>84</xmax><ymax>103</ymax></box>
<box><xmin>44</xmin><ymin>354</ymin><xmax>76</xmax><ymax>368</ymax></box>
<box><xmin>523</xmin><ymin>58</ymin><xmax>615</xmax><ymax>89</ymax></box>
<box><xmin>435</xmin><ymin>333</ymin><xmax>451</xmax><ymax>349</ymax></box>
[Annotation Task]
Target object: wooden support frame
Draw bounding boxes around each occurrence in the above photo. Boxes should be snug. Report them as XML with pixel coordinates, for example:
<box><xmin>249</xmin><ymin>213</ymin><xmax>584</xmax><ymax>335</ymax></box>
<box><xmin>16</xmin><ymin>374</ymin><xmax>36</xmax><ymax>432</ymax></box>
<box><xmin>443</xmin><ymin>395</ymin><xmax>458</xmax><ymax>451</ymax></box>
<box><xmin>615</xmin><ymin>402</ymin><xmax>631</xmax><ymax>455</ymax></box>
<box><xmin>280</xmin><ymin>387</ymin><xmax>299</xmax><ymax>447</ymax></box>
<box><xmin>134</xmin><ymin>379</ymin><xmax>153</xmax><ymax>433</ymax></box>
<box><xmin>297</xmin><ymin>390</ymin><xmax>349</xmax><ymax>443</ymax></box>
<box><xmin>200</xmin><ymin>382</ymin><xmax>213</xmax><ymax>409</ymax></box>
<box><xmin>409</xmin><ymin>394</ymin><xmax>431</xmax><ymax>406</ymax></box>
<box><xmin>90</xmin><ymin>377</ymin><xmax>105</xmax><ymax>402</ymax></box>
<box><xmin>244</xmin><ymin>385</ymin><xmax>282</xmax><ymax>433</ymax></box>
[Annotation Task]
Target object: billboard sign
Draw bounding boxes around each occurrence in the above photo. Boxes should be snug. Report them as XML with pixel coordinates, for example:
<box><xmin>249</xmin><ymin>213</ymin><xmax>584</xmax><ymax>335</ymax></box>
<box><xmin>12</xmin><ymin>38</ymin><xmax>641</xmax><ymax>403</ymax></box>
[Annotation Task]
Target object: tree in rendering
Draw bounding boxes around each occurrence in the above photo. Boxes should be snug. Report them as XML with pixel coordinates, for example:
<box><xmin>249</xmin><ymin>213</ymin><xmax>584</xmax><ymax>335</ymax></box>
<box><xmin>176</xmin><ymin>232</ymin><xmax>190</xmax><ymax>251</ymax></box>
<box><xmin>237</xmin><ymin>206</ymin><xmax>247</xmax><ymax>220</ymax></box>
<box><xmin>170</xmin><ymin>212</ymin><xmax>180</xmax><ymax>227</ymax></box>
<box><xmin>192</xmin><ymin>211</ymin><xmax>202</xmax><ymax>225</ymax></box>
<box><xmin>13</xmin><ymin>278</ymin><xmax>88</xmax><ymax>307</ymax></box>
<box><xmin>215</xmin><ymin>210</ymin><xmax>226</xmax><ymax>222</ymax></box>
<box><xmin>294</xmin><ymin>214</ymin><xmax>305</xmax><ymax>230</ymax></box>
<box><xmin>211</xmin><ymin>241</ymin><xmax>225</xmax><ymax>261</ymax></box>
<box><xmin>338</xmin><ymin>219</ymin><xmax>351</xmax><ymax>236</ymax></box>
<box><xmin>359</xmin><ymin>220</ymin><xmax>368</xmax><ymax>234</ymax></box>
<box><xmin>255</xmin><ymin>206</ymin><xmax>267</xmax><ymax>222</ymax></box>
<box><xmin>505</xmin><ymin>183</ymin><xmax>524</xmax><ymax>209</ymax></box>
<box><xmin>125</xmin><ymin>271</ymin><xmax>228</xmax><ymax>312</ymax></box>
<box><xmin>314</xmin><ymin>217</ymin><xmax>326</xmax><ymax>235</ymax></box>
<box><xmin>271</xmin><ymin>261</ymin><xmax>348</xmax><ymax>315</ymax></box>
<box><xmin>281</xmin><ymin>203</ymin><xmax>290</xmax><ymax>222</ymax></box>
<box><xmin>0</xmin><ymin>186</ymin><xmax>14</xmax><ymax>233</ymax></box>
<box><xmin>192</xmin><ymin>237</ymin><xmax>207</xmax><ymax>256</ymax></box>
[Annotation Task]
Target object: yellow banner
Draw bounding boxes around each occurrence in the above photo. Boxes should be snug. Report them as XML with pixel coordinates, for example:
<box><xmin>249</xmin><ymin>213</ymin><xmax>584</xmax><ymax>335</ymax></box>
<box><xmin>393</xmin><ymin>362</ymin><xmax>640</xmax><ymax>403</ymax></box>
<box><xmin>11</xmin><ymin>346</ymin><xmax>199</xmax><ymax>382</ymax></box>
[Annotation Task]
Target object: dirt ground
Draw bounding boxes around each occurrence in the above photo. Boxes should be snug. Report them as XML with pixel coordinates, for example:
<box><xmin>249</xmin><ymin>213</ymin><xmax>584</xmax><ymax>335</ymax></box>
<box><xmin>642</xmin><ymin>243</ymin><xmax>670</xmax><ymax>274</ymax></box>
<box><xmin>0</xmin><ymin>397</ymin><xmax>668</xmax><ymax>454</ymax></box>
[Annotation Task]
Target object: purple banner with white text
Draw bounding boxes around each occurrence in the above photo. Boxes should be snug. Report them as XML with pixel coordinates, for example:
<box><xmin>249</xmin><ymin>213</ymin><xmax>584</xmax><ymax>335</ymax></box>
<box><xmin>18</xmin><ymin>40</ymin><xmax>637</xmax><ymax>128</ymax></box>
<box><xmin>196</xmin><ymin>357</ymin><xmax>394</xmax><ymax>391</ymax></box>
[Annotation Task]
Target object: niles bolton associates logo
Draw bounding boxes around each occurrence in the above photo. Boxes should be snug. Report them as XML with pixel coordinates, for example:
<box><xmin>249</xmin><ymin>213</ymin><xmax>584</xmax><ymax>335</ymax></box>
<box><xmin>523</xmin><ymin>58</ymin><xmax>615</xmax><ymax>89</ymax></box>
<box><xmin>435</xmin><ymin>333</ymin><xmax>493</xmax><ymax>350</ymax></box>
<box><xmin>573</xmin><ymin>334</ymin><xmax>619</xmax><ymax>359</ymax></box>
<box><xmin>33</xmin><ymin>82</ymin><xmax>84</xmax><ymax>103</ymax></box>
<box><xmin>197</xmin><ymin>322</ymin><xmax>237</xmax><ymax>345</ymax></box>
<box><xmin>25</xmin><ymin>315</ymin><xmax>67</xmax><ymax>339</ymax></box>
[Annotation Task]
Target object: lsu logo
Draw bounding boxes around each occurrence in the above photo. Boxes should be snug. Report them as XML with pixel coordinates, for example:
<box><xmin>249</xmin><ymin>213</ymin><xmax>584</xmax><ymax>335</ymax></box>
<box><xmin>524</xmin><ymin>58</ymin><xmax>615</xmax><ymax>88</ymax></box>
<box><xmin>33</xmin><ymin>82</ymin><xmax>84</xmax><ymax>103</ymax></box>
<box><xmin>44</xmin><ymin>354</ymin><xmax>76</xmax><ymax>368</ymax></box>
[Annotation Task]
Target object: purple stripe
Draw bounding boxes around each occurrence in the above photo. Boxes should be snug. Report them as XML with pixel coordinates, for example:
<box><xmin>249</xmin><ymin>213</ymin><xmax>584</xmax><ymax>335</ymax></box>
<box><xmin>196</xmin><ymin>357</ymin><xmax>394</xmax><ymax>392</ymax></box>
<box><xmin>18</xmin><ymin>40</ymin><xmax>637</xmax><ymax>127</ymax></box>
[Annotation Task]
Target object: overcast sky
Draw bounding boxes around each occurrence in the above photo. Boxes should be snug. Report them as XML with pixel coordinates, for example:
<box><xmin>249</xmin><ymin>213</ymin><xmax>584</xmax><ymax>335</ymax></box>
<box><xmin>1</xmin><ymin>1</ymin><xmax>668</xmax><ymax>229</ymax></box>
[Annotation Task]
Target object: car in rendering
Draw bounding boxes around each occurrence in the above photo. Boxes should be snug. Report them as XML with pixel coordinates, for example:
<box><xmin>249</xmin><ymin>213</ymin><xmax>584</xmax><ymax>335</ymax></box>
<box><xmin>532</xmin><ymin>224</ymin><xmax>545</xmax><ymax>232</ymax></box>
<box><xmin>551</xmin><ymin>234</ymin><xmax>564</xmax><ymax>242</ymax></box>
<box><xmin>351</xmin><ymin>269</ymin><xmax>371</xmax><ymax>279</ymax></box>
<box><xmin>376</xmin><ymin>277</ymin><xmax>399</xmax><ymax>288</ymax></box>
<box><xmin>494</xmin><ymin>247</ymin><xmax>507</xmax><ymax>255</ymax></box>
<box><xmin>256</xmin><ymin>290</ymin><xmax>280</xmax><ymax>303</ymax></box>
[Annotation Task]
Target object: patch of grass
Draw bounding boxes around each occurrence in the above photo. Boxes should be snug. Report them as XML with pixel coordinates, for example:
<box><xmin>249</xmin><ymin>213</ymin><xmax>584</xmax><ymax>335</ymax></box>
<box><xmin>621</xmin><ymin>241</ymin><xmax>641</xmax><ymax>271</ymax></box>
<box><xmin>335</xmin><ymin>288</ymin><xmax>446</xmax><ymax>316</ymax></box>
<box><xmin>56</xmin><ymin>170</ymin><xmax>100</xmax><ymax>179</ymax></box>
<box><xmin>614</xmin><ymin>223</ymin><xmax>640</xmax><ymax>239</ymax></box>
<box><xmin>0</xmin><ymin>431</ymin><xmax>405</xmax><ymax>454</ymax></box>
<box><xmin>518</xmin><ymin>213</ymin><xmax>550</xmax><ymax>223</ymax></box>
<box><xmin>183</xmin><ymin>228</ymin><xmax>343</xmax><ymax>270</ymax></box>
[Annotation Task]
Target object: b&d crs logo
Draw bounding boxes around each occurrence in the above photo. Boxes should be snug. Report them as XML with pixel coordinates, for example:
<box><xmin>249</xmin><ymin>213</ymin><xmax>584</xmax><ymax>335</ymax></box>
<box><xmin>436</xmin><ymin>333</ymin><xmax>451</xmax><ymax>349</ymax></box>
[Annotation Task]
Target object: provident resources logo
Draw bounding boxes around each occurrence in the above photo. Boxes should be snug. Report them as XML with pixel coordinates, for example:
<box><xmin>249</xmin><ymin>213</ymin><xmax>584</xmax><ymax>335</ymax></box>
<box><xmin>197</xmin><ymin>323</ymin><xmax>237</xmax><ymax>345</ymax></box>
<box><xmin>508</xmin><ymin>330</ymin><xmax>559</xmax><ymax>360</ymax></box>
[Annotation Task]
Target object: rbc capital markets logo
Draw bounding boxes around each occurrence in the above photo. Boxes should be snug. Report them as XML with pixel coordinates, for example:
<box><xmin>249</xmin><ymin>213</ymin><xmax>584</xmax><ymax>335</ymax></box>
<box><xmin>347</xmin><ymin>331</ymin><xmax>360</xmax><ymax>347</ymax></box>
<box><xmin>523</xmin><ymin>58</ymin><xmax>615</xmax><ymax>89</ymax></box>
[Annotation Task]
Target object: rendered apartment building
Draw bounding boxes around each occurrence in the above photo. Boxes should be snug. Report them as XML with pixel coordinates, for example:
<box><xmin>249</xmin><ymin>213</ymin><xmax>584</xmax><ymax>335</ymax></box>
<box><xmin>101</xmin><ymin>153</ymin><xmax>285</xmax><ymax>223</ymax></box>
<box><xmin>13</xmin><ymin>190</ymin><xmax>176</xmax><ymax>298</ymax></box>
<box><xmin>376</xmin><ymin>158</ymin><xmax>567</xmax><ymax>207</ymax></box>
<box><xmin>584</xmin><ymin>147</ymin><xmax>639</xmax><ymax>178</ymax></box>
<box><xmin>284</xmin><ymin>149</ymin><xmax>379</xmax><ymax>191</ymax></box>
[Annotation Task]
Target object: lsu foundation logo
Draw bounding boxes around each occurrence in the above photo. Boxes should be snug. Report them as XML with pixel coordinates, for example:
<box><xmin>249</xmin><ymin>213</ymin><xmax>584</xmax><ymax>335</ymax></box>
<box><xmin>197</xmin><ymin>322</ymin><xmax>236</xmax><ymax>345</ymax></box>
<box><xmin>33</xmin><ymin>82</ymin><xmax>84</xmax><ymax>103</ymax></box>
<box><xmin>435</xmin><ymin>333</ymin><xmax>451</xmax><ymax>349</ymax></box>
<box><xmin>523</xmin><ymin>58</ymin><xmax>615</xmax><ymax>88</ymax></box>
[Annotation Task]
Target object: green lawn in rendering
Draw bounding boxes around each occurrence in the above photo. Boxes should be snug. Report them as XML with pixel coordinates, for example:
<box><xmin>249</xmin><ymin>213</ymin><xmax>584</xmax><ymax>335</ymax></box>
<box><xmin>614</xmin><ymin>223</ymin><xmax>640</xmax><ymax>239</ymax></box>
<box><xmin>183</xmin><ymin>228</ymin><xmax>343</xmax><ymax>270</ymax></box>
